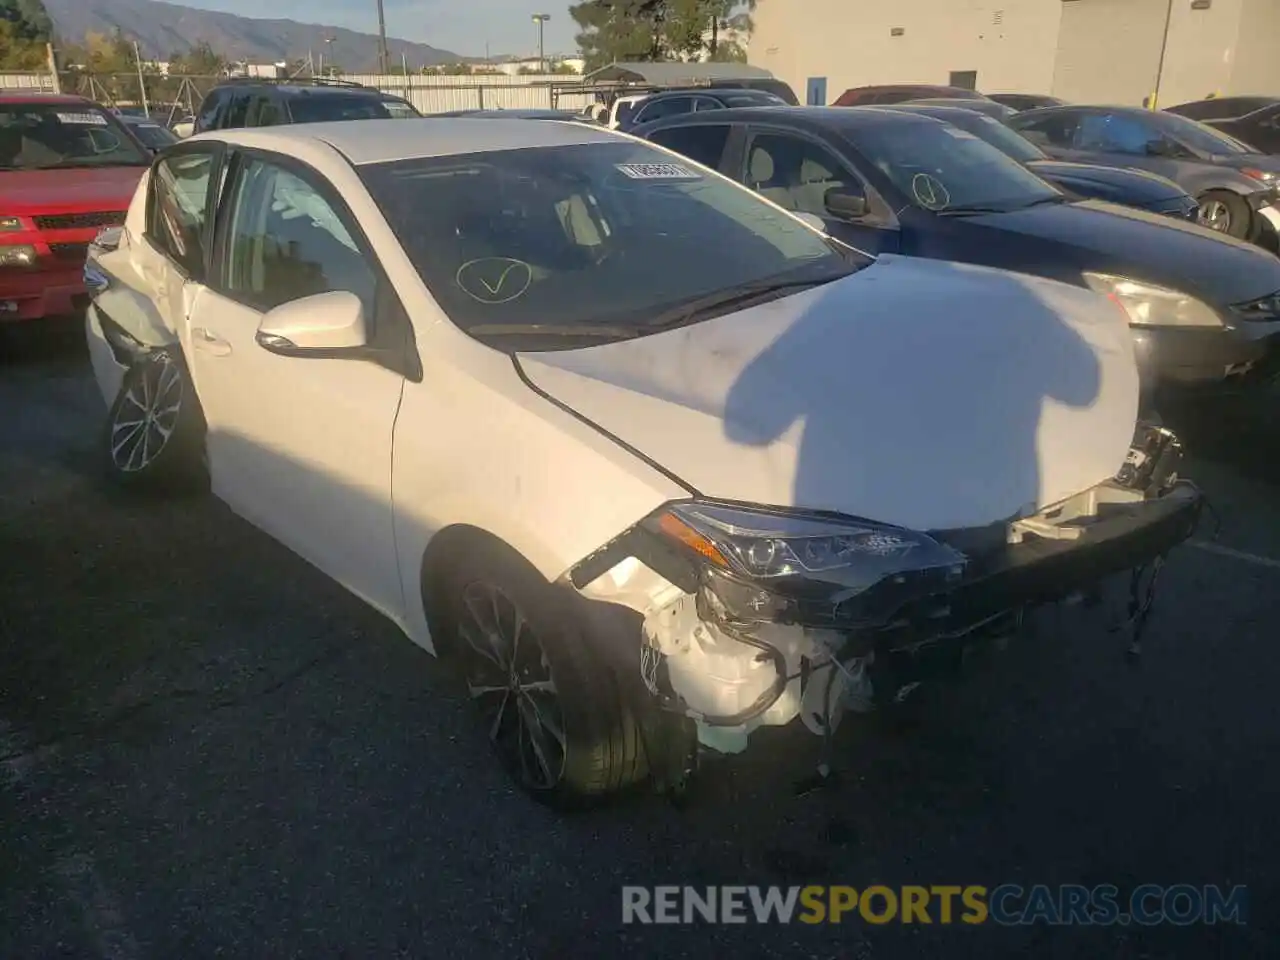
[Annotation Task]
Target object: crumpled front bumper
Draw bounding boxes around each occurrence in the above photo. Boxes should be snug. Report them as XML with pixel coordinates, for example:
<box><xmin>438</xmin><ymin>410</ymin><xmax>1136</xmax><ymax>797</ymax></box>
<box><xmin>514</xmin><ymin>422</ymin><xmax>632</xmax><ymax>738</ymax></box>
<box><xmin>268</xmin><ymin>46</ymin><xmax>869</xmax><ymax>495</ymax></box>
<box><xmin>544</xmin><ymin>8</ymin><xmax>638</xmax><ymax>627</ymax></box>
<box><xmin>570</xmin><ymin>428</ymin><xmax>1202</xmax><ymax>754</ymax></box>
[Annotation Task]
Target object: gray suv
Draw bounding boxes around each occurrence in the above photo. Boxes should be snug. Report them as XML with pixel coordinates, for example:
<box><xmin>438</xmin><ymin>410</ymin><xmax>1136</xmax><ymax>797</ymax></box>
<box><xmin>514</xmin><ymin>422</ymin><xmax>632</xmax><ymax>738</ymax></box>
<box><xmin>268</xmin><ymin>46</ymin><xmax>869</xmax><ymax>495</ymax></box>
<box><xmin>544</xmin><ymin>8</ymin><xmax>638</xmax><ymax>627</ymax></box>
<box><xmin>193</xmin><ymin>78</ymin><xmax>418</xmax><ymax>134</ymax></box>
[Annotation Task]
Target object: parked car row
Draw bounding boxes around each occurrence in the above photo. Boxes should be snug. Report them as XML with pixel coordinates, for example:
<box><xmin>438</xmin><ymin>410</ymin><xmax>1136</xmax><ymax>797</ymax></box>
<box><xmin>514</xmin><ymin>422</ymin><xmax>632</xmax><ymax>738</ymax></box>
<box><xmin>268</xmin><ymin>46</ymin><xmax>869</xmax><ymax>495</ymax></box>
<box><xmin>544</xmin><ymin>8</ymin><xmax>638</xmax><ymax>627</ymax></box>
<box><xmin>80</xmin><ymin>117</ymin><xmax>1203</xmax><ymax>806</ymax></box>
<box><xmin>632</xmin><ymin>105</ymin><xmax>1280</xmax><ymax>391</ymax></box>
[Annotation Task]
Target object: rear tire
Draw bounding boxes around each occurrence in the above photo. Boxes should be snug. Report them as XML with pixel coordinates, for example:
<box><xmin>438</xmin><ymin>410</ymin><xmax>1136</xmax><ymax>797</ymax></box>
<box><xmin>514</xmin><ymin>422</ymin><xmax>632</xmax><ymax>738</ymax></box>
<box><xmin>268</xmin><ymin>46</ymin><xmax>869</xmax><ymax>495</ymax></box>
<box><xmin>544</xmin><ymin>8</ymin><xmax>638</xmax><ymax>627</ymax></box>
<box><xmin>104</xmin><ymin>349</ymin><xmax>206</xmax><ymax>493</ymax></box>
<box><xmin>438</xmin><ymin>535</ymin><xmax>649</xmax><ymax>807</ymax></box>
<box><xmin>1196</xmin><ymin>190</ymin><xmax>1250</xmax><ymax>239</ymax></box>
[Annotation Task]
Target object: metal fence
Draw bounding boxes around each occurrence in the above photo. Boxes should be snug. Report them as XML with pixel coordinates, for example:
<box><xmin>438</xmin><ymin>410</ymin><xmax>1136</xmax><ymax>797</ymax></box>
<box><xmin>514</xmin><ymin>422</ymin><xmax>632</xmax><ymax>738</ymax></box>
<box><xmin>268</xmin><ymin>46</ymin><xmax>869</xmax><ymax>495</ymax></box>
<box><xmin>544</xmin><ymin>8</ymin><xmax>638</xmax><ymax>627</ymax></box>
<box><xmin>346</xmin><ymin>74</ymin><xmax>597</xmax><ymax>114</ymax></box>
<box><xmin>1</xmin><ymin>68</ymin><xmax>598</xmax><ymax>117</ymax></box>
<box><xmin>0</xmin><ymin>71</ymin><xmax>56</xmax><ymax>91</ymax></box>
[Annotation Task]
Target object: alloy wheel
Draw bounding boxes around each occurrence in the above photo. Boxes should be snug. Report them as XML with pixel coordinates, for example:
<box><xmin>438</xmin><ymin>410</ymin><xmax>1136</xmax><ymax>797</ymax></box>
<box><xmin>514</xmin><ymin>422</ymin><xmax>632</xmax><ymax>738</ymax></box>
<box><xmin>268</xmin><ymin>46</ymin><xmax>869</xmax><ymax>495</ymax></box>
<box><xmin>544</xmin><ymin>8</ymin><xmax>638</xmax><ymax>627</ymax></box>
<box><xmin>457</xmin><ymin>581</ymin><xmax>567</xmax><ymax>790</ymax></box>
<box><xmin>111</xmin><ymin>354</ymin><xmax>183</xmax><ymax>473</ymax></box>
<box><xmin>1197</xmin><ymin>199</ymin><xmax>1232</xmax><ymax>233</ymax></box>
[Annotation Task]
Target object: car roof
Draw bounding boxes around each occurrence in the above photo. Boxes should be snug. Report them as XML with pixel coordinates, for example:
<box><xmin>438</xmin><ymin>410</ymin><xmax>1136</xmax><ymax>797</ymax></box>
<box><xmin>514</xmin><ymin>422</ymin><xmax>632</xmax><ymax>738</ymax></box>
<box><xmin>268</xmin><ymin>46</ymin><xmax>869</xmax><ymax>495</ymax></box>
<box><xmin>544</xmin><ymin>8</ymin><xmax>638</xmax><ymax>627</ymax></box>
<box><xmin>210</xmin><ymin>81</ymin><xmax>384</xmax><ymax>98</ymax></box>
<box><xmin>189</xmin><ymin>117</ymin><xmax>623</xmax><ymax>165</ymax></box>
<box><xmin>0</xmin><ymin>93</ymin><xmax>99</xmax><ymax>106</ymax></box>
<box><xmin>638</xmin><ymin>104</ymin><xmax>942</xmax><ymax>134</ymax></box>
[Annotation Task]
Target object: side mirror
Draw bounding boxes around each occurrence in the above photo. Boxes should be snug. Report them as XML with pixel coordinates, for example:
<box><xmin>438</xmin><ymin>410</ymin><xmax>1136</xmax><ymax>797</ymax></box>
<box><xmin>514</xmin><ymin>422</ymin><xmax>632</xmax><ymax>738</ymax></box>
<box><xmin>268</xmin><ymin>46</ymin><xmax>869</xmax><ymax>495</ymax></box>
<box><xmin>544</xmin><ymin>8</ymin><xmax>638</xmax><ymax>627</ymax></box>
<box><xmin>1145</xmin><ymin>139</ymin><xmax>1176</xmax><ymax>157</ymax></box>
<box><xmin>256</xmin><ymin>290</ymin><xmax>368</xmax><ymax>357</ymax></box>
<box><xmin>824</xmin><ymin>188</ymin><xmax>869</xmax><ymax>221</ymax></box>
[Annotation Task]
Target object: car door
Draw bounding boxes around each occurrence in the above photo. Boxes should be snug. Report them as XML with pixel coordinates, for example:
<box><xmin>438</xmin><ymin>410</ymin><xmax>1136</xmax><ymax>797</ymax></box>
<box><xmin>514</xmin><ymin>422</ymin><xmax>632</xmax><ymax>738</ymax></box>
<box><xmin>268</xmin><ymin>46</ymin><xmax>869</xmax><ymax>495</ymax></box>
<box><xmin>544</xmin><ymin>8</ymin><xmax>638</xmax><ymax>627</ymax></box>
<box><xmin>186</xmin><ymin>149</ymin><xmax>410</xmax><ymax>619</ymax></box>
<box><xmin>737</xmin><ymin>127</ymin><xmax>901</xmax><ymax>253</ymax></box>
<box><xmin>134</xmin><ymin>143</ymin><xmax>225</xmax><ymax>347</ymax></box>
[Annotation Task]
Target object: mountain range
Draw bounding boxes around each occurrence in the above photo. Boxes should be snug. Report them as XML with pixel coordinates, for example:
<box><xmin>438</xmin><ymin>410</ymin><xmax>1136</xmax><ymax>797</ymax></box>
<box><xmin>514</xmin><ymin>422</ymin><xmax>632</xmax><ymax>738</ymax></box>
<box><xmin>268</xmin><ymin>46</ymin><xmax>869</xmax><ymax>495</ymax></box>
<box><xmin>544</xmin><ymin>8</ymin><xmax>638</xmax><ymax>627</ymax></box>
<box><xmin>42</xmin><ymin>0</ymin><xmax>465</xmax><ymax>70</ymax></box>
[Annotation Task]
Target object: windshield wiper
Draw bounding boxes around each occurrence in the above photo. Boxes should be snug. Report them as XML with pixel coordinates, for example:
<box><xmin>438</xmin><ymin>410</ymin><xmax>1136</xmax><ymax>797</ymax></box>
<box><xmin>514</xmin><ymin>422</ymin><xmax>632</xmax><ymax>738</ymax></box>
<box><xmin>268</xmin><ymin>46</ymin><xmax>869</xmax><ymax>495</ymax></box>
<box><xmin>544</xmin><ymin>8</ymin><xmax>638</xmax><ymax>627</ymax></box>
<box><xmin>643</xmin><ymin>275</ymin><xmax>845</xmax><ymax>332</ymax></box>
<box><xmin>934</xmin><ymin>204</ymin><xmax>1011</xmax><ymax>217</ymax></box>
<box><xmin>1017</xmin><ymin>195</ymin><xmax>1068</xmax><ymax>209</ymax></box>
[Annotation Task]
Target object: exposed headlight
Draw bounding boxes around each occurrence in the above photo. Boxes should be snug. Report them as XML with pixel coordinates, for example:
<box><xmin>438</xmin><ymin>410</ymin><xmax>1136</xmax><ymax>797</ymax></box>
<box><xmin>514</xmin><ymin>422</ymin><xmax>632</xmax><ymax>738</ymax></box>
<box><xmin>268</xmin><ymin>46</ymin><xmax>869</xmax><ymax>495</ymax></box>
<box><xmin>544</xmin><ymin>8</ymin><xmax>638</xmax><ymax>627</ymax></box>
<box><xmin>0</xmin><ymin>216</ymin><xmax>25</xmax><ymax>232</ymax></box>
<box><xmin>646</xmin><ymin>502</ymin><xmax>970</xmax><ymax>629</ymax></box>
<box><xmin>1241</xmin><ymin>167</ymin><xmax>1278</xmax><ymax>185</ymax></box>
<box><xmin>653</xmin><ymin>502</ymin><xmax>963</xmax><ymax>580</ymax></box>
<box><xmin>1230</xmin><ymin>291</ymin><xmax>1280</xmax><ymax>322</ymax></box>
<box><xmin>0</xmin><ymin>245</ymin><xmax>38</xmax><ymax>268</ymax></box>
<box><xmin>1084</xmin><ymin>272</ymin><xmax>1223</xmax><ymax>328</ymax></box>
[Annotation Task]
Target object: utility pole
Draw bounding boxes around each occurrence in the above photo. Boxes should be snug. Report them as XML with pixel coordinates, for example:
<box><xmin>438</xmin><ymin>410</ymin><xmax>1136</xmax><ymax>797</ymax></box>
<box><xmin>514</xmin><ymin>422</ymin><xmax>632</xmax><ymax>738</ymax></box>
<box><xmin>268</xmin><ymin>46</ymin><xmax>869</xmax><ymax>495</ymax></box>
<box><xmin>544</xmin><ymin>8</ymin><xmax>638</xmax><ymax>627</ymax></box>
<box><xmin>132</xmin><ymin>40</ymin><xmax>151</xmax><ymax>117</ymax></box>
<box><xmin>375</xmin><ymin>0</ymin><xmax>390</xmax><ymax>74</ymax></box>
<box><xmin>532</xmin><ymin>14</ymin><xmax>551</xmax><ymax>73</ymax></box>
<box><xmin>1150</xmin><ymin>0</ymin><xmax>1175</xmax><ymax>109</ymax></box>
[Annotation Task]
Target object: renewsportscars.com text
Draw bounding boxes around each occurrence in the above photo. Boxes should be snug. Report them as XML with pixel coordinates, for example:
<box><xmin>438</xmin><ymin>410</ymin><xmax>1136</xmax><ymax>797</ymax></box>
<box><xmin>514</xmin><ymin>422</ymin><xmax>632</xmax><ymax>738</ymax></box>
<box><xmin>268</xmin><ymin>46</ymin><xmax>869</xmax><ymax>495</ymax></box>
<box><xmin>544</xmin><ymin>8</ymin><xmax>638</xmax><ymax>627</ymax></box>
<box><xmin>621</xmin><ymin>884</ymin><xmax>1249</xmax><ymax>926</ymax></box>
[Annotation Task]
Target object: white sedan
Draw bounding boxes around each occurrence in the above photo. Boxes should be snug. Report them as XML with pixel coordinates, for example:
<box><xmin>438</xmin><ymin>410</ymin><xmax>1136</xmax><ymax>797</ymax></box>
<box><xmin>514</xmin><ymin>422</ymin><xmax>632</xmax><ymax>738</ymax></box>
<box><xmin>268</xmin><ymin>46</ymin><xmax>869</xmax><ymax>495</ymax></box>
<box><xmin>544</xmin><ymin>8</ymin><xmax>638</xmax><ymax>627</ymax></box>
<box><xmin>83</xmin><ymin>118</ymin><xmax>1201</xmax><ymax>806</ymax></box>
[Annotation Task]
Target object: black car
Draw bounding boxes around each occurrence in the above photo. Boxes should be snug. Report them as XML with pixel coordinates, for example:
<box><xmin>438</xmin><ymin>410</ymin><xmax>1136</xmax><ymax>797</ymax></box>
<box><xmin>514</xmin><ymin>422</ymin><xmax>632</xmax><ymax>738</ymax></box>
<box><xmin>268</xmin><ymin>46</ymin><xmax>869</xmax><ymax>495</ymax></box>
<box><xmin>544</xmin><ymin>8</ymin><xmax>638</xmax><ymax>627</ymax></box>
<box><xmin>633</xmin><ymin>106</ymin><xmax>1280</xmax><ymax>389</ymax></box>
<box><xmin>193</xmin><ymin>78</ymin><xmax>420</xmax><ymax>134</ymax></box>
<box><xmin>1008</xmin><ymin>105</ymin><xmax>1280</xmax><ymax>243</ymax></box>
<box><xmin>886</xmin><ymin>104</ymin><xmax>1197</xmax><ymax>220</ymax></box>
<box><xmin>618</xmin><ymin>87</ymin><xmax>788</xmax><ymax>132</ymax></box>
<box><xmin>905</xmin><ymin>97</ymin><xmax>1019</xmax><ymax>120</ymax></box>
<box><xmin>1165</xmin><ymin>96</ymin><xmax>1280</xmax><ymax>123</ymax></box>
<box><xmin>988</xmin><ymin>93</ymin><xmax>1066</xmax><ymax>112</ymax></box>
<box><xmin>1203</xmin><ymin>103</ymin><xmax>1280</xmax><ymax>157</ymax></box>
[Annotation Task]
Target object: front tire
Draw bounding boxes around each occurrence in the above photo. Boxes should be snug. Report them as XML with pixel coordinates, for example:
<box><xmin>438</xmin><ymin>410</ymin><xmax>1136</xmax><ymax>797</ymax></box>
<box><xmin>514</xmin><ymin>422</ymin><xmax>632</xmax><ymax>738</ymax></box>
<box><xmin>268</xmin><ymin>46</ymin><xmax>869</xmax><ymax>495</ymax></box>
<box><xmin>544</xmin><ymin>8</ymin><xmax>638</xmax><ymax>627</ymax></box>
<box><xmin>439</xmin><ymin>537</ymin><xmax>648</xmax><ymax>807</ymax></box>
<box><xmin>104</xmin><ymin>350</ymin><xmax>205</xmax><ymax>492</ymax></box>
<box><xmin>1196</xmin><ymin>190</ymin><xmax>1250</xmax><ymax>239</ymax></box>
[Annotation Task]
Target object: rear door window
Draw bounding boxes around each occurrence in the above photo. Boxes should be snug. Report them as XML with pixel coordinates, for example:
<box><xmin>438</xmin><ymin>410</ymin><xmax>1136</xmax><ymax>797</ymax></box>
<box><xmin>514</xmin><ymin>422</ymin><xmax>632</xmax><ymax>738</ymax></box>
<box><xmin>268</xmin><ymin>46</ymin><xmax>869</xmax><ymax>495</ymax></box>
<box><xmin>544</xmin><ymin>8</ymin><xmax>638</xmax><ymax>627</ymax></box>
<box><xmin>647</xmin><ymin>124</ymin><xmax>732</xmax><ymax>170</ymax></box>
<box><xmin>1076</xmin><ymin>113</ymin><xmax>1157</xmax><ymax>154</ymax></box>
<box><xmin>634</xmin><ymin>97</ymin><xmax>695</xmax><ymax>125</ymax></box>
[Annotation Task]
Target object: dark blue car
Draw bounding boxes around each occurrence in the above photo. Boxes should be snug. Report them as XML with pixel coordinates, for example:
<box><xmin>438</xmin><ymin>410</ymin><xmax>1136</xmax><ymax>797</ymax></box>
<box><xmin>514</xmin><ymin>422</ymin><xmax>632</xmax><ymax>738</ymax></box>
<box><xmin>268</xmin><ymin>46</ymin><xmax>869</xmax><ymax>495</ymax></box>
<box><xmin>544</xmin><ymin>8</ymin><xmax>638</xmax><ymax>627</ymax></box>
<box><xmin>633</xmin><ymin>106</ymin><xmax>1280</xmax><ymax>390</ymax></box>
<box><xmin>881</xmin><ymin>103</ymin><xmax>1197</xmax><ymax>221</ymax></box>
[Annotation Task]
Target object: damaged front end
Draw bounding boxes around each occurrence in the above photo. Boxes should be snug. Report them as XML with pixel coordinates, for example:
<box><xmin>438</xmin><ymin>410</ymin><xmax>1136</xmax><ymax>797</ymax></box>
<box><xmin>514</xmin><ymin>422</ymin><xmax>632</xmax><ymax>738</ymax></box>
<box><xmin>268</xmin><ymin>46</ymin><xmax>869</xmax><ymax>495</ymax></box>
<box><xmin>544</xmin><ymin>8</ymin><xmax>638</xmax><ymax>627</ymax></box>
<box><xmin>567</xmin><ymin>425</ymin><xmax>1200</xmax><ymax>759</ymax></box>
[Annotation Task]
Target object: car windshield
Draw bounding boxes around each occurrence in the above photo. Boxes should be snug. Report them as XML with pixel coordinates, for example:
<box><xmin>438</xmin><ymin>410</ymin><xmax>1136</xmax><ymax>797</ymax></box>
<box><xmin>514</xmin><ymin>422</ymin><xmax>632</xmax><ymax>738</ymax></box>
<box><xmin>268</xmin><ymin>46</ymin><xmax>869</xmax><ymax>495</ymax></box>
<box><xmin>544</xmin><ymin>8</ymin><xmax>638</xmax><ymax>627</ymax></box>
<box><xmin>128</xmin><ymin>121</ymin><xmax>178</xmax><ymax>149</ymax></box>
<box><xmin>1159</xmin><ymin>113</ymin><xmax>1253</xmax><ymax>155</ymax></box>
<box><xmin>851</xmin><ymin>119</ymin><xmax>1062</xmax><ymax>213</ymax></box>
<box><xmin>943</xmin><ymin>112</ymin><xmax>1046</xmax><ymax>162</ymax></box>
<box><xmin>0</xmin><ymin>103</ymin><xmax>150</xmax><ymax>170</ymax></box>
<box><xmin>360</xmin><ymin>141</ymin><xmax>863</xmax><ymax>349</ymax></box>
<box><xmin>288</xmin><ymin>94</ymin><xmax>392</xmax><ymax>124</ymax></box>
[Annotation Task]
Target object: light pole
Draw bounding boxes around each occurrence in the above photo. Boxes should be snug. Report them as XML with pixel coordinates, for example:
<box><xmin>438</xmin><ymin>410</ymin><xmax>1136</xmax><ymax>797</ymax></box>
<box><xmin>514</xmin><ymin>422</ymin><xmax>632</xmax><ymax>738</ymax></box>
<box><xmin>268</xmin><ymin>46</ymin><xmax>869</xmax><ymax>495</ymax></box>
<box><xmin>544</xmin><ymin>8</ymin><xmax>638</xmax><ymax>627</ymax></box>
<box><xmin>1150</xmin><ymin>0</ymin><xmax>1175</xmax><ymax>109</ymax></box>
<box><xmin>375</xmin><ymin>0</ymin><xmax>389</xmax><ymax>75</ymax></box>
<box><xmin>532</xmin><ymin>13</ymin><xmax>551</xmax><ymax>73</ymax></box>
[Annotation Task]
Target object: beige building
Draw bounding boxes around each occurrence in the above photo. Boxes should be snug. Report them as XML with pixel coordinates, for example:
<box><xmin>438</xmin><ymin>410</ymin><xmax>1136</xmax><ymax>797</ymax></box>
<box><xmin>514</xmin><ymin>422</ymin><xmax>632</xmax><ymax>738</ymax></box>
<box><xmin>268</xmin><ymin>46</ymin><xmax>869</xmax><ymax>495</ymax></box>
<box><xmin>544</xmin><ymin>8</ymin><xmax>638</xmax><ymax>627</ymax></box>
<box><xmin>751</xmin><ymin>0</ymin><xmax>1280</xmax><ymax>109</ymax></box>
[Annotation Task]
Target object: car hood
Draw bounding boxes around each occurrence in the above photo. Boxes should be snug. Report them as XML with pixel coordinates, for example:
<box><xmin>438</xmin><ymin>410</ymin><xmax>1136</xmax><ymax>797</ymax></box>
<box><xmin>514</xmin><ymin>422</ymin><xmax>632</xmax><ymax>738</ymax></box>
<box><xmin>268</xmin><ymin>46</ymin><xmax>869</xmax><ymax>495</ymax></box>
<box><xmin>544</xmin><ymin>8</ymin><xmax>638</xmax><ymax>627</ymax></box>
<box><xmin>1</xmin><ymin>166</ymin><xmax>145</xmax><ymax>216</ymax></box>
<box><xmin>1025</xmin><ymin>160</ymin><xmax>1187</xmax><ymax>202</ymax></box>
<box><xmin>967</xmin><ymin>200</ymin><xmax>1280</xmax><ymax>304</ymax></box>
<box><xmin>517</xmin><ymin>255</ymin><xmax>1139</xmax><ymax>533</ymax></box>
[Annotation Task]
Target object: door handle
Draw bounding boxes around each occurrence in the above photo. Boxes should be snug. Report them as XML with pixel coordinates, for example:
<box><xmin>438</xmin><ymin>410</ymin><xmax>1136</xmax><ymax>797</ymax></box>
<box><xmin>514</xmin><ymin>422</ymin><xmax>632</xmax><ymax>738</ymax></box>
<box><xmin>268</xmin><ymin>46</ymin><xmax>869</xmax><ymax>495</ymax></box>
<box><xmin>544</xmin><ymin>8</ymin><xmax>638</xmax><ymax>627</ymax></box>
<box><xmin>191</xmin><ymin>327</ymin><xmax>232</xmax><ymax>357</ymax></box>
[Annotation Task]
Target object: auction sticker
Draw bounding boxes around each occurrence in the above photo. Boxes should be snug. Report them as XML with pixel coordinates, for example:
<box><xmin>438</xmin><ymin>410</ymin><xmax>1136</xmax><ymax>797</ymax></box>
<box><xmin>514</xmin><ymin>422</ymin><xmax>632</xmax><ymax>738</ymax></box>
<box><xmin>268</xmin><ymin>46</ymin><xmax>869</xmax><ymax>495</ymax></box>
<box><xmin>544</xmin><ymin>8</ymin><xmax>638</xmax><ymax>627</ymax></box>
<box><xmin>57</xmin><ymin>112</ymin><xmax>107</xmax><ymax>125</ymax></box>
<box><xmin>615</xmin><ymin>162</ymin><xmax>701</xmax><ymax>180</ymax></box>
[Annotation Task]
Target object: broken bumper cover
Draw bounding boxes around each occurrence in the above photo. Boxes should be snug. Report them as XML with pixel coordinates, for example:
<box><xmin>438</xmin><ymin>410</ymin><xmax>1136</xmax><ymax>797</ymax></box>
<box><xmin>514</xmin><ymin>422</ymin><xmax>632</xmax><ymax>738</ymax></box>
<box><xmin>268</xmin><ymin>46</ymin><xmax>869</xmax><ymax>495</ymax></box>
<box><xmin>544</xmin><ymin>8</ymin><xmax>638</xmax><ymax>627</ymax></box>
<box><xmin>569</xmin><ymin>432</ymin><xmax>1201</xmax><ymax>748</ymax></box>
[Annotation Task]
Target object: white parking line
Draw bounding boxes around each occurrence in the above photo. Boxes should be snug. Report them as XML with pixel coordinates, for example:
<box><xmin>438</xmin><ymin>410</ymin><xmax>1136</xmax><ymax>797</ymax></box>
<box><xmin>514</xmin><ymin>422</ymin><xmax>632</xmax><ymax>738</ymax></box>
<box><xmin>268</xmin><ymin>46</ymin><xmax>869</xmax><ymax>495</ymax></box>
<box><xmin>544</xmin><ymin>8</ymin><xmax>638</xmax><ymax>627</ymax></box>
<box><xmin>1190</xmin><ymin>539</ymin><xmax>1280</xmax><ymax>571</ymax></box>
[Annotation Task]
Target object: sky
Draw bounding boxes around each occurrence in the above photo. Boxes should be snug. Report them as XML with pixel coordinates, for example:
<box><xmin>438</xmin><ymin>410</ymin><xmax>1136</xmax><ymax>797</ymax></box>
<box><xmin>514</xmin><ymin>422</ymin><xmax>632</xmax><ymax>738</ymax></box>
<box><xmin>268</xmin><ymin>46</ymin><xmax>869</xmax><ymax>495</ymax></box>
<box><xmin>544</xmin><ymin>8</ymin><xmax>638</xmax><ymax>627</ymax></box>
<box><xmin>171</xmin><ymin>0</ymin><xmax>577</xmax><ymax>59</ymax></box>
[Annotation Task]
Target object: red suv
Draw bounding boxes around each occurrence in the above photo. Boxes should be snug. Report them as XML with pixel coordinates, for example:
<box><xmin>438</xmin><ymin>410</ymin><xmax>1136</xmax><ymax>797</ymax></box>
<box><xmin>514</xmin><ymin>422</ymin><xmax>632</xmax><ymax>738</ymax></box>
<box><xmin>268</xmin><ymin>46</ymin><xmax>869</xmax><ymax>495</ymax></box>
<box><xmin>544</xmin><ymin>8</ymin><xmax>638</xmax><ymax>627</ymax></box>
<box><xmin>1</xmin><ymin>93</ymin><xmax>149</xmax><ymax>323</ymax></box>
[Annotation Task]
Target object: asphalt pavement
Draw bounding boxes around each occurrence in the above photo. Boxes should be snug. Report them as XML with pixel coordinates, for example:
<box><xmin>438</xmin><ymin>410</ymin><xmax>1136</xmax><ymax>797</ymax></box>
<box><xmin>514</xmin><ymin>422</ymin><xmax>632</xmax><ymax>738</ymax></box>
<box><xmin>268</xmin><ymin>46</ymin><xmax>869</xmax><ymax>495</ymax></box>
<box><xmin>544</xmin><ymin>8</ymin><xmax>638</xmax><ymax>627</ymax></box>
<box><xmin>2</xmin><ymin>324</ymin><xmax>1278</xmax><ymax>959</ymax></box>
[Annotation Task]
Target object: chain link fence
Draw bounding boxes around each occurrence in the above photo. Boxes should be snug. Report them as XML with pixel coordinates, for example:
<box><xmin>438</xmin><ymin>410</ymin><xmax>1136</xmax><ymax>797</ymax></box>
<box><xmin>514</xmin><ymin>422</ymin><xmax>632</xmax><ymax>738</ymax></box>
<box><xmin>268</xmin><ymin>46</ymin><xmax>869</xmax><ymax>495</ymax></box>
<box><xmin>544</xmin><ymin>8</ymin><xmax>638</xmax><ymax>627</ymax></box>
<box><xmin>1</xmin><ymin>69</ymin><xmax>599</xmax><ymax>119</ymax></box>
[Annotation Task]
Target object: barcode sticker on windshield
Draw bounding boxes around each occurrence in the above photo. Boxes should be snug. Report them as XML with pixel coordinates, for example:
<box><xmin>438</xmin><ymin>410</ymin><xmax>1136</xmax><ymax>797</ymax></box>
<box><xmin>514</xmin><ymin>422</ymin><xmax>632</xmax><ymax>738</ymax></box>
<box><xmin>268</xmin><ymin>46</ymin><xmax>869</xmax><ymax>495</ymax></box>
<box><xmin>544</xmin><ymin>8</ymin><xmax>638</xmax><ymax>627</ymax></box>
<box><xmin>615</xmin><ymin>162</ymin><xmax>701</xmax><ymax>180</ymax></box>
<box><xmin>56</xmin><ymin>112</ymin><xmax>108</xmax><ymax>125</ymax></box>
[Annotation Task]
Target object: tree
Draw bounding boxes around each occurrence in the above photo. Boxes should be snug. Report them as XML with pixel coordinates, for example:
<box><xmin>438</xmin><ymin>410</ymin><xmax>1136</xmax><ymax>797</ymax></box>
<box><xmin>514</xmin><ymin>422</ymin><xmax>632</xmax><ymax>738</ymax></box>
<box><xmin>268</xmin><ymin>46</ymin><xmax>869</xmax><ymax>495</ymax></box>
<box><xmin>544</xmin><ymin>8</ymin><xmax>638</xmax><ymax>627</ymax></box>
<box><xmin>168</xmin><ymin>41</ymin><xmax>226</xmax><ymax>77</ymax></box>
<box><xmin>569</xmin><ymin>0</ymin><xmax>754</xmax><ymax>69</ymax></box>
<box><xmin>0</xmin><ymin>0</ymin><xmax>52</xmax><ymax>69</ymax></box>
